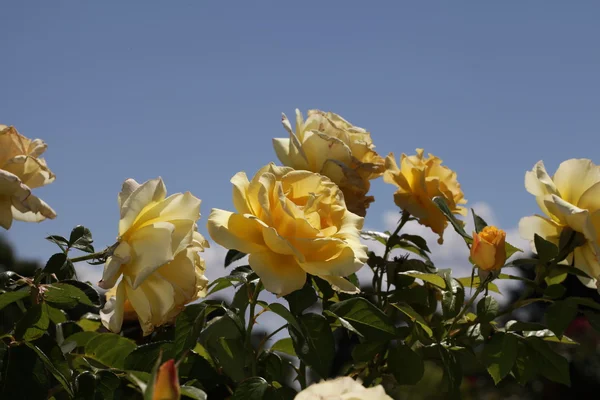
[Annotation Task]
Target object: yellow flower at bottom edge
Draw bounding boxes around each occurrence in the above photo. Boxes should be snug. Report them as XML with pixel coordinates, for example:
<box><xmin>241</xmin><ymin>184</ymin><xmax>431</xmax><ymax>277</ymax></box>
<box><xmin>471</xmin><ymin>226</ymin><xmax>506</xmax><ymax>271</ymax></box>
<box><xmin>207</xmin><ymin>163</ymin><xmax>368</xmax><ymax>297</ymax></box>
<box><xmin>519</xmin><ymin>159</ymin><xmax>600</xmax><ymax>290</ymax></box>
<box><xmin>383</xmin><ymin>149</ymin><xmax>467</xmax><ymax>244</ymax></box>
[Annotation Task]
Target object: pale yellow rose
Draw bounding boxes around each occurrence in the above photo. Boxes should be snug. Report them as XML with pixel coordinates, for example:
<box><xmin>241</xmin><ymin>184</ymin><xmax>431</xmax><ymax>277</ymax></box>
<box><xmin>383</xmin><ymin>149</ymin><xmax>467</xmax><ymax>243</ymax></box>
<box><xmin>471</xmin><ymin>226</ymin><xmax>507</xmax><ymax>271</ymax></box>
<box><xmin>207</xmin><ymin>163</ymin><xmax>368</xmax><ymax>296</ymax></box>
<box><xmin>295</xmin><ymin>377</ymin><xmax>392</xmax><ymax>400</ymax></box>
<box><xmin>99</xmin><ymin>177</ymin><xmax>208</xmax><ymax>335</ymax></box>
<box><xmin>519</xmin><ymin>159</ymin><xmax>600</xmax><ymax>289</ymax></box>
<box><xmin>274</xmin><ymin>109</ymin><xmax>385</xmax><ymax>217</ymax></box>
<box><xmin>0</xmin><ymin>125</ymin><xmax>56</xmax><ymax>229</ymax></box>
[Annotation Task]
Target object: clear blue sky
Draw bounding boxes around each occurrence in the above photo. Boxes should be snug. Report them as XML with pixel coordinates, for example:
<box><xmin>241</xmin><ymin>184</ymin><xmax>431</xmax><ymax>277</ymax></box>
<box><xmin>2</xmin><ymin>2</ymin><xmax>600</xmax><ymax>265</ymax></box>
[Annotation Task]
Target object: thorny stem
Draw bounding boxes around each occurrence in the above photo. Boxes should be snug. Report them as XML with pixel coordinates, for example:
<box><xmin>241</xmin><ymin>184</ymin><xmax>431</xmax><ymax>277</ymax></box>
<box><xmin>377</xmin><ymin>210</ymin><xmax>411</xmax><ymax>307</ymax></box>
<box><xmin>69</xmin><ymin>242</ymin><xmax>119</xmax><ymax>263</ymax></box>
<box><xmin>245</xmin><ymin>281</ymin><xmax>263</xmax><ymax>376</ymax></box>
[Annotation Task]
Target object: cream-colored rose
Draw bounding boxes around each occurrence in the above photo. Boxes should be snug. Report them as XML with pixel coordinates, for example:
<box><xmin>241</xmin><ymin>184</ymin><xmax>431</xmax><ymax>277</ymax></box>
<box><xmin>519</xmin><ymin>159</ymin><xmax>600</xmax><ymax>289</ymax></box>
<box><xmin>99</xmin><ymin>177</ymin><xmax>208</xmax><ymax>335</ymax></box>
<box><xmin>0</xmin><ymin>125</ymin><xmax>56</xmax><ymax>229</ymax></box>
<box><xmin>295</xmin><ymin>377</ymin><xmax>392</xmax><ymax>400</ymax></box>
<box><xmin>383</xmin><ymin>149</ymin><xmax>467</xmax><ymax>243</ymax></box>
<box><xmin>274</xmin><ymin>109</ymin><xmax>385</xmax><ymax>217</ymax></box>
<box><xmin>207</xmin><ymin>163</ymin><xmax>368</xmax><ymax>296</ymax></box>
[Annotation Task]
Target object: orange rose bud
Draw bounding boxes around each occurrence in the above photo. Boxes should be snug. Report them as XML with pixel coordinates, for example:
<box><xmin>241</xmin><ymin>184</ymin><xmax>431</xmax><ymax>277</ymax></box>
<box><xmin>471</xmin><ymin>226</ymin><xmax>507</xmax><ymax>271</ymax></box>
<box><xmin>152</xmin><ymin>359</ymin><xmax>180</xmax><ymax>400</ymax></box>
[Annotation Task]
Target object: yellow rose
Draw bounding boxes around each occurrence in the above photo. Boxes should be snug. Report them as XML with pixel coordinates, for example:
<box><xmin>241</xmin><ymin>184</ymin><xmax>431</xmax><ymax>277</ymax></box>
<box><xmin>295</xmin><ymin>377</ymin><xmax>392</xmax><ymax>400</ymax></box>
<box><xmin>519</xmin><ymin>159</ymin><xmax>600</xmax><ymax>289</ymax></box>
<box><xmin>152</xmin><ymin>359</ymin><xmax>180</xmax><ymax>400</ymax></box>
<box><xmin>207</xmin><ymin>163</ymin><xmax>368</xmax><ymax>296</ymax></box>
<box><xmin>99</xmin><ymin>177</ymin><xmax>208</xmax><ymax>335</ymax></box>
<box><xmin>273</xmin><ymin>109</ymin><xmax>385</xmax><ymax>217</ymax></box>
<box><xmin>471</xmin><ymin>226</ymin><xmax>507</xmax><ymax>271</ymax></box>
<box><xmin>383</xmin><ymin>149</ymin><xmax>467</xmax><ymax>243</ymax></box>
<box><xmin>0</xmin><ymin>125</ymin><xmax>56</xmax><ymax>229</ymax></box>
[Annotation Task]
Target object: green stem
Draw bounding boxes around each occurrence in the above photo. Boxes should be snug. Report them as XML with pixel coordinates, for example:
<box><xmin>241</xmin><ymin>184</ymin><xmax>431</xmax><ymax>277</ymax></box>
<box><xmin>378</xmin><ymin>210</ymin><xmax>411</xmax><ymax>307</ymax></box>
<box><xmin>298</xmin><ymin>361</ymin><xmax>307</xmax><ymax>390</ymax></box>
<box><xmin>447</xmin><ymin>283</ymin><xmax>485</xmax><ymax>338</ymax></box>
<box><xmin>69</xmin><ymin>252</ymin><xmax>104</xmax><ymax>263</ymax></box>
<box><xmin>245</xmin><ymin>281</ymin><xmax>263</xmax><ymax>376</ymax></box>
<box><xmin>383</xmin><ymin>210</ymin><xmax>410</xmax><ymax>261</ymax></box>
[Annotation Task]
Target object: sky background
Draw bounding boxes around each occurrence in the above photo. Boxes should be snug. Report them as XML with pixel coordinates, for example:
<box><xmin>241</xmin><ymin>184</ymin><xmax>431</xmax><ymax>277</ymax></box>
<box><xmin>2</xmin><ymin>2</ymin><xmax>600</xmax><ymax>287</ymax></box>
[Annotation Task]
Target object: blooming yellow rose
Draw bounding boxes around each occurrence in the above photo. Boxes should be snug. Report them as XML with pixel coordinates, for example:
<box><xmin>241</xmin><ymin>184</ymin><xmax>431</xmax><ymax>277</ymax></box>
<box><xmin>99</xmin><ymin>177</ymin><xmax>208</xmax><ymax>335</ymax></box>
<box><xmin>152</xmin><ymin>359</ymin><xmax>180</xmax><ymax>400</ymax></box>
<box><xmin>471</xmin><ymin>226</ymin><xmax>507</xmax><ymax>271</ymax></box>
<box><xmin>273</xmin><ymin>109</ymin><xmax>385</xmax><ymax>217</ymax></box>
<box><xmin>295</xmin><ymin>377</ymin><xmax>392</xmax><ymax>400</ymax></box>
<box><xmin>383</xmin><ymin>149</ymin><xmax>467</xmax><ymax>243</ymax></box>
<box><xmin>519</xmin><ymin>159</ymin><xmax>600</xmax><ymax>289</ymax></box>
<box><xmin>207</xmin><ymin>163</ymin><xmax>368</xmax><ymax>296</ymax></box>
<box><xmin>0</xmin><ymin>125</ymin><xmax>56</xmax><ymax>229</ymax></box>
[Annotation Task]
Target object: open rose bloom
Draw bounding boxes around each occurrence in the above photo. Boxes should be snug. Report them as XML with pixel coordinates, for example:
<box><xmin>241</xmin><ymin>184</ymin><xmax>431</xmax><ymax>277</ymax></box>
<box><xmin>274</xmin><ymin>109</ymin><xmax>385</xmax><ymax>217</ymax></box>
<box><xmin>0</xmin><ymin>125</ymin><xmax>56</xmax><ymax>229</ymax></box>
<box><xmin>295</xmin><ymin>377</ymin><xmax>392</xmax><ymax>400</ymax></box>
<box><xmin>207</xmin><ymin>163</ymin><xmax>368</xmax><ymax>296</ymax></box>
<box><xmin>100</xmin><ymin>177</ymin><xmax>209</xmax><ymax>335</ymax></box>
<box><xmin>520</xmin><ymin>159</ymin><xmax>600</xmax><ymax>289</ymax></box>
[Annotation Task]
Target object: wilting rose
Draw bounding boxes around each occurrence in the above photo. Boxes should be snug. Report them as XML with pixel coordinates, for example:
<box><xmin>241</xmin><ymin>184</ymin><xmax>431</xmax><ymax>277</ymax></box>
<box><xmin>273</xmin><ymin>109</ymin><xmax>385</xmax><ymax>217</ymax></box>
<box><xmin>207</xmin><ymin>163</ymin><xmax>368</xmax><ymax>296</ymax></box>
<box><xmin>295</xmin><ymin>377</ymin><xmax>392</xmax><ymax>400</ymax></box>
<box><xmin>0</xmin><ymin>125</ymin><xmax>56</xmax><ymax>229</ymax></box>
<box><xmin>519</xmin><ymin>159</ymin><xmax>600</xmax><ymax>289</ymax></box>
<box><xmin>152</xmin><ymin>359</ymin><xmax>180</xmax><ymax>400</ymax></box>
<box><xmin>383</xmin><ymin>149</ymin><xmax>467</xmax><ymax>243</ymax></box>
<box><xmin>99</xmin><ymin>177</ymin><xmax>208</xmax><ymax>335</ymax></box>
<box><xmin>471</xmin><ymin>226</ymin><xmax>507</xmax><ymax>271</ymax></box>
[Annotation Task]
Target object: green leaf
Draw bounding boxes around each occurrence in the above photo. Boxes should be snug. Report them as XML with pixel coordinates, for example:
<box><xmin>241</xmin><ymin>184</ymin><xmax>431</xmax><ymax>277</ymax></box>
<box><xmin>477</xmin><ymin>295</ymin><xmax>499</xmax><ymax>323</ymax></box>
<box><xmin>544</xmin><ymin>284</ymin><xmax>566</xmax><ymax>299</ymax></box>
<box><xmin>388</xmin><ymin>344</ymin><xmax>424</xmax><ymax>385</ymax></box>
<box><xmin>526</xmin><ymin>337</ymin><xmax>570</xmax><ymax>386</ymax></box>
<box><xmin>481</xmin><ymin>333</ymin><xmax>518</xmax><ymax>384</ymax></box>
<box><xmin>174</xmin><ymin>303</ymin><xmax>207</xmax><ymax>359</ymax></box>
<box><xmin>505</xmin><ymin>242</ymin><xmax>523</xmax><ymax>260</ymax></box>
<box><xmin>439</xmin><ymin>346</ymin><xmax>463</xmax><ymax>399</ymax></box>
<box><xmin>323</xmin><ymin>310</ymin><xmax>364</xmax><ymax>338</ymax></box>
<box><xmin>545</xmin><ymin>299</ymin><xmax>578</xmax><ymax>338</ymax></box>
<box><xmin>433</xmin><ymin>197</ymin><xmax>471</xmax><ymax>242</ymax></box>
<box><xmin>522</xmin><ymin>329</ymin><xmax>578</xmax><ymax>344</ymax></box>
<box><xmin>545</xmin><ymin>267</ymin><xmax>568</xmax><ymax>286</ymax></box>
<box><xmin>0</xmin><ymin>288</ymin><xmax>30</xmax><ymax>310</ymax></box>
<box><xmin>351</xmin><ymin>341</ymin><xmax>386</xmax><ymax>363</ymax></box>
<box><xmin>400</xmin><ymin>271</ymin><xmax>446</xmax><ymax>289</ymax></box>
<box><xmin>200</xmin><ymin>314</ymin><xmax>247</xmax><ymax>382</ymax></box>
<box><xmin>77</xmin><ymin>316</ymin><xmax>101</xmax><ymax>332</ymax></box>
<box><xmin>442</xmin><ymin>277</ymin><xmax>465</xmax><ymax>319</ymax></box>
<box><xmin>329</xmin><ymin>297</ymin><xmax>397</xmax><ymax>340</ymax></box>
<box><xmin>360</xmin><ymin>230</ymin><xmax>389</xmax><ymax>246</ymax></box>
<box><xmin>43</xmin><ymin>282</ymin><xmax>95</xmax><ymax>309</ymax></box>
<box><xmin>43</xmin><ymin>253</ymin><xmax>70</xmax><ymax>275</ymax></box>
<box><xmin>284</xmin><ymin>281</ymin><xmax>317</xmax><ymax>315</ymax></box>
<box><xmin>46</xmin><ymin>235</ymin><xmax>69</xmax><ymax>249</ymax></box>
<box><xmin>268</xmin><ymin>303</ymin><xmax>302</xmax><ymax>332</ymax></box>
<box><xmin>225</xmin><ymin>249</ymin><xmax>247</xmax><ymax>267</ymax></box>
<box><xmin>125</xmin><ymin>341</ymin><xmax>175</xmax><ymax>372</ymax></box>
<box><xmin>511</xmin><ymin>340</ymin><xmax>538</xmax><ymax>386</ymax></box>
<box><xmin>261</xmin><ymin>351</ymin><xmax>285</xmax><ymax>383</ymax></box>
<box><xmin>270</xmin><ymin>338</ymin><xmax>296</xmax><ymax>357</ymax></box>
<box><xmin>393</xmin><ymin>303</ymin><xmax>433</xmax><ymax>337</ymax></box>
<box><xmin>47</xmin><ymin>305</ymin><xmax>68</xmax><ymax>324</ymax></box>
<box><xmin>15</xmin><ymin>302</ymin><xmax>50</xmax><ymax>341</ymax></box>
<box><xmin>569</xmin><ymin>296</ymin><xmax>600</xmax><ymax>311</ymax></box>
<box><xmin>181</xmin><ymin>385</ymin><xmax>208</xmax><ymax>400</ymax></box>
<box><xmin>1</xmin><ymin>343</ymin><xmax>50</xmax><ymax>399</ymax></box>
<box><xmin>75</xmin><ymin>370</ymin><xmax>122</xmax><ymax>400</ymax></box>
<box><xmin>557</xmin><ymin>228</ymin><xmax>586</xmax><ymax>261</ymax></box>
<box><xmin>69</xmin><ymin>225</ymin><xmax>94</xmax><ymax>253</ymax></box>
<box><xmin>232</xmin><ymin>377</ymin><xmax>269</xmax><ymax>400</ymax></box>
<box><xmin>505</xmin><ymin>320</ymin><xmax>546</xmax><ymax>332</ymax></box>
<box><xmin>399</xmin><ymin>234</ymin><xmax>431</xmax><ymax>253</ymax></box>
<box><xmin>68</xmin><ymin>332</ymin><xmax>136</xmax><ymax>368</ymax></box>
<box><xmin>534</xmin><ymin>234</ymin><xmax>558</xmax><ymax>264</ymax></box>
<box><xmin>471</xmin><ymin>208</ymin><xmax>488</xmax><ymax>233</ymax></box>
<box><xmin>457</xmin><ymin>276</ymin><xmax>501</xmax><ymax>294</ymax></box>
<box><xmin>289</xmin><ymin>313</ymin><xmax>335</xmax><ymax>379</ymax></box>
<box><xmin>25</xmin><ymin>338</ymin><xmax>74</xmax><ymax>397</ymax></box>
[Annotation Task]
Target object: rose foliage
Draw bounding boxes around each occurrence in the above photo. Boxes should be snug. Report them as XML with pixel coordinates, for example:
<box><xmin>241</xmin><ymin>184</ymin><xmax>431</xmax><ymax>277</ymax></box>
<box><xmin>1</xmin><ymin>112</ymin><xmax>599</xmax><ymax>399</ymax></box>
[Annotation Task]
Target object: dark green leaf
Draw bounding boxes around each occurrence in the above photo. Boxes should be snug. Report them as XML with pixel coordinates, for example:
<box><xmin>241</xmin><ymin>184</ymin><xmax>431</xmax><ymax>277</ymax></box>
<box><xmin>360</xmin><ymin>230</ymin><xmax>389</xmax><ymax>246</ymax></box>
<box><xmin>56</xmin><ymin>321</ymin><xmax>83</xmax><ymax>346</ymax></box>
<box><xmin>46</xmin><ymin>305</ymin><xmax>68</xmax><ymax>324</ymax></box>
<box><xmin>471</xmin><ymin>208</ymin><xmax>488</xmax><ymax>233</ymax></box>
<box><xmin>442</xmin><ymin>278</ymin><xmax>465</xmax><ymax>319</ymax></box>
<box><xmin>268</xmin><ymin>303</ymin><xmax>301</xmax><ymax>332</ymax></box>
<box><xmin>43</xmin><ymin>253</ymin><xmax>69</xmax><ymax>275</ymax></box>
<box><xmin>323</xmin><ymin>310</ymin><xmax>363</xmax><ymax>337</ymax></box>
<box><xmin>457</xmin><ymin>276</ymin><xmax>501</xmax><ymax>294</ymax></box>
<box><xmin>505</xmin><ymin>320</ymin><xmax>546</xmax><ymax>332</ymax></box>
<box><xmin>351</xmin><ymin>341</ymin><xmax>386</xmax><ymax>363</ymax></box>
<box><xmin>270</xmin><ymin>338</ymin><xmax>296</xmax><ymax>357</ymax></box>
<box><xmin>399</xmin><ymin>234</ymin><xmax>431</xmax><ymax>253</ymax></box>
<box><xmin>200</xmin><ymin>314</ymin><xmax>247</xmax><ymax>382</ymax></box>
<box><xmin>25</xmin><ymin>337</ymin><xmax>74</xmax><ymax>397</ymax></box>
<box><xmin>526</xmin><ymin>337</ymin><xmax>570</xmax><ymax>386</ymax></box>
<box><xmin>225</xmin><ymin>249</ymin><xmax>247</xmax><ymax>267</ymax></box>
<box><xmin>15</xmin><ymin>302</ymin><xmax>49</xmax><ymax>341</ymax></box>
<box><xmin>289</xmin><ymin>313</ymin><xmax>334</xmax><ymax>379</ymax></box>
<box><xmin>71</xmin><ymin>332</ymin><xmax>136</xmax><ymax>368</ymax></box>
<box><xmin>174</xmin><ymin>303</ymin><xmax>207</xmax><ymax>359</ymax></box>
<box><xmin>393</xmin><ymin>303</ymin><xmax>433</xmax><ymax>337</ymax></box>
<box><xmin>329</xmin><ymin>297</ymin><xmax>396</xmax><ymax>340</ymax></box>
<box><xmin>44</xmin><ymin>282</ymin><xmax>95</xmax><ymax>309</ymax></box>
<box><xmin>400</xmin><ymin>271</ymin><xmax>445</xmax><ymax>289</ymax></box>
<box><xmin>232</xmin><ymin>377</ymin><xmax>269</xmax><ymax>400</ymax></box>
<box><xmin>477</xmin><ymin>295</ymin><xmax>499</xmax><ymax>323</ymax></box>
<box><xmin>545</xmin><ymin>299</ymin><xmax>578</xmax><ymax>338</ymax></box>
<box><xmin>388</xmin><ymin>344</ymin><xmax>424</xmax><ymax>385</ymax></box>
<box><xmin>544</xmin><ymin>284</ymin><xmax>566</xmax><ymax>299</ymax></box>
<box><xmin>534</xmin><ymin>234</ymin><xmax>558</xmax><ymax>264</ymax></box>
<box><xmin>481</xmin><ymin>333</ymin><xmax>518</xmax><ymax>384</ymax></box>
<box><xmin>69</xmin><ymin>225</ymin><xmax>94</xmax><ymax>253</ymax></box>
<box><xmin>1</xmin><ymin>343</ymin><xmax>49</xmax><ymax>399</ymax></box>
<box><xmin>284</xmin><ymin>281</ymin><xmax>317</xmax><ymax>315</ymax></box>
<box><xmin>181</xmin><ymin>385</ymin><xmax>208</xmax><ymax>400</ymax></box>
<box><xmin>261</xmin><ymin>351</ymin><xmax>285</xmax><ymax>383</ymax></box>
<box><xmin>439</xmin><ymin>346</ymin><xmax>462</xmax><ymax>399</ymax></box>
<box><xmin>433</xmin><ymin>197</ymin><xmax>471</xmax><ymax>242</ymax></box>
<box><xmin>46</xmin><ymin>235</ymin><xmax>69</xmax><ymax>249</ymax></box>
<box><xmin>511</xmin><ymin>340</ymin><xmax>538</xmax><ymax>386</ymax></box>
<box><xmin>0</xmin><ymin>288</ymin><xmax>30</xmax><ymax>310</ymax></box>
<box><xmin>125</xmin><ymin>341</ymin><xmax>174</xmax><ymax>372</ymax></box>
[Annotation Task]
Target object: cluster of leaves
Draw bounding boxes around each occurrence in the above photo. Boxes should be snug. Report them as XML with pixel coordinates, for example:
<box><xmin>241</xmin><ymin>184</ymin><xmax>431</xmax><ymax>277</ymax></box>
<box><xmin>2</xmin><ymin>199</ymin><xmax>600</xmax><ymax>399</ymax></box>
